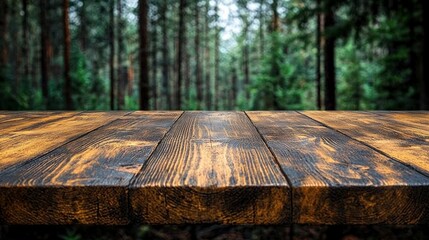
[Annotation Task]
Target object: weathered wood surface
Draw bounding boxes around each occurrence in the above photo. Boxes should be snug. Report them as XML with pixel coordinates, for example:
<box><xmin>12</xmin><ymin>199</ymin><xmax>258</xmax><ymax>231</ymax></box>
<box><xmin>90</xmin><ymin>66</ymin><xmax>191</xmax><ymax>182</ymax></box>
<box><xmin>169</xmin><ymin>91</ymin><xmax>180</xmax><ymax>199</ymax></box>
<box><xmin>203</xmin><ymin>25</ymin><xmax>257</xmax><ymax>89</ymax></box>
<box><xmin>0</xmin><ymin>111</ymin><xmax>428</xmax><ymax>225</ymax></box>
<box><xmin>0</xmin><ymin>111</ymin><xmax>181</xmax><ymax>224</ymax></box>
<box><xmin>130</xmin><ymin>112</ymin><xmax>290</xmax><ymax>224</ymax></box>
<box><xmin>303</xmin><ymin>111</ymin><xmax>429</xmax><ymax>177</ymax></box>
<box><xmin>0</xmin><ymin>112</ymin><xmax>128</xmax><ymax>171</ymax></box>
<box><xmin>0</xmin><ymin>112</ymin><xmax>80</xmax><ymax>134</ymax></box>
<box><xmin>247</xmin><ymin>111</ymin><xmax>429</xmax><ymax>224</ymax></box>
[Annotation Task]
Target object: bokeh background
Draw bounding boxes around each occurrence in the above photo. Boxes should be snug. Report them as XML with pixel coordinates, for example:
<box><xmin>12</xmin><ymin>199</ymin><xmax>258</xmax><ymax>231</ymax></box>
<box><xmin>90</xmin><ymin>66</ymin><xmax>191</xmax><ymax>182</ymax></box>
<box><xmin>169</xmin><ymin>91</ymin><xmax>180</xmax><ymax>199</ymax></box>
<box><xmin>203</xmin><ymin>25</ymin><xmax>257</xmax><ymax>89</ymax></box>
<box><xmin>0</xmin><ymin>0</ymin><xmax>428</xmax><ymax>111</ymax></box>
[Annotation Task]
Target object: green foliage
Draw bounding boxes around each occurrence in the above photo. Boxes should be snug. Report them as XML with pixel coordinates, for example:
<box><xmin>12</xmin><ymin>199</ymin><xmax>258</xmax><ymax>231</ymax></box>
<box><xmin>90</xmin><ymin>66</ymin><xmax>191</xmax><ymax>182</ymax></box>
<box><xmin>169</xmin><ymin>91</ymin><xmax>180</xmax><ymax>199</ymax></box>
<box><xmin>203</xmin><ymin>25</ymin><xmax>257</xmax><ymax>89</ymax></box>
<box><xmin>70</xmin><ymin>45</ymin><xmax>93</xmax><ymax>110</ymax></box>
<box><xmin>251</xmin><ymin>29</ymin><xmax>315</xmax><ymax>110</ymax></box>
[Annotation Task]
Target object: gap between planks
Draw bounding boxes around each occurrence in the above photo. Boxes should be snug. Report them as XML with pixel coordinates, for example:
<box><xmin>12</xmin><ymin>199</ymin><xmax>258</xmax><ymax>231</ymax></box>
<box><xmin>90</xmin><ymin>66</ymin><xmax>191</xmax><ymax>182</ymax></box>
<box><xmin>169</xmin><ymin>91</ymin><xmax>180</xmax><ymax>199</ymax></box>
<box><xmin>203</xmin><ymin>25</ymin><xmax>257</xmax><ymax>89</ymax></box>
<box><xmin>126</xmin><ymin>111</ymin><xmax>185</xmax><ymax>200</ymax></box>
<box><xmin>243</xmin><ymin>111</ymin><xmax>295</xmax><ymax>224</ymax></box>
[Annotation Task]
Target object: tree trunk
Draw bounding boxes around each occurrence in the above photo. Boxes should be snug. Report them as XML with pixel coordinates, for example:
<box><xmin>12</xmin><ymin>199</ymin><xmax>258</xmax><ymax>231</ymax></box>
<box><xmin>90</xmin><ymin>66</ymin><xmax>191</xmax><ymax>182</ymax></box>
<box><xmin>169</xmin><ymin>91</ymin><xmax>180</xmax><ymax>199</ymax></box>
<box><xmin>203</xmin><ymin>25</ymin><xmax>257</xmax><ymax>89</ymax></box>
<box><xmin>10</xmin><ymin>3</ymin><xmax>20</xmax><ymax>92</ymax></box>
<box><xmin>161</xmin><ymin>0</ymin><xmax>170</xmax><ymax>110</ymax></box>
<box><xmin>231</xmin><ymin>60</ymin><xmax>238</xmax><ymax>109</ymax></box>
<box><xmin>109</xmin><ymin>0</ymin><xmax>115</xmax><ymax>110</ymax></box>
<box><xmin>63</xmin><ymin>0</ymin><xmax>73</xmax><ymax>110</ymax></box>
<box><xmin>407</xmin><ymin>0</ymin><xmax>418</xmax><ymax>109</ymax></box>
<box><xmin>214</xmin><ymin>0</ymin><xmax>220</xmax><ymax>110</ymax></box>
<box><xmin>127</xmin><ymin>56</ymin><xmax>134</xmax><ymax>96</ymax></box>
<box><xmin>184</xmin><ymin>34</ymin><xmax>190</xmax><ymax>107</ymax></box>
<box><xmin>150</xmin><ymin>6</ymin><xmax>158</xmax><ymax>110</ymax></box>
<box><xmin>243</xmin><ymin>34</ymin><xmax>249</xmax><ymax>102</ymax></box>
<box><xmin>271</xmin><ymin>0</ymin><xmax>279</xmax><ymax>32</ymax></box>
<box><xmin>139</xmin><ymin>0</ymin><xmax>149</xmax><ymax>110</ymax></box>
<box><xmin>117</xmin><ymin>0</ymin><xmax>125</xmax><ymax>110</ymax></box>
<box><xmin>240</xmin><ymin>2</ymin><xmax>250</xmax><ymax>102</ymax></box>
<box><xmin>204</xmin><ymin>0</ymin><xmax>211</xmax><ymax>110</ymax></box>
<box><xmin>323</xmin><ymin>5</ymin><xmax>336</xmax><ymax>110</ymax></box>
<box><xmin>195</xmin><ymin>0</ymin><xmax>203</xmax><ymax>109</ymax></box>
<box><xmin>269</xmin><ymin>0</ymin><xmax>281</xmax><ymax>110</ymax></box>
<box><xmin>316</xmin><ymin>0</ymin><xmax>322</xmax><ymax>110</ymax></box>
<box><xmin>40</xmin><ymin>0</ymin><xmax>49</xmax><ymax>109</ymax></box>
<box><xmin>0</xmin><ymin>0</ymin><xmax>8</xmax><ymax>66</ymax></box>
<box><xmin>79</xmin><ymin>0</ymin><xmax>87</xmax><ymax>51</ymax></box>
<box><xmin>22</xmin><ymin>0</ymin><xmax>29</xmax><ymax>78</ymax></box>
<box><xmin>421</xmin><ymin>0</ymin><xmax>429</xmax><ymax>109</ymax></box>
<box><xmin>176</xmin><ymin>0</ymin><xmax>186</xmax><ymax>110</ymax></box>
<box><xmin>258</xmin><ymin>0</ymin><xmax>264</xmax><ymax>58</ymax></box>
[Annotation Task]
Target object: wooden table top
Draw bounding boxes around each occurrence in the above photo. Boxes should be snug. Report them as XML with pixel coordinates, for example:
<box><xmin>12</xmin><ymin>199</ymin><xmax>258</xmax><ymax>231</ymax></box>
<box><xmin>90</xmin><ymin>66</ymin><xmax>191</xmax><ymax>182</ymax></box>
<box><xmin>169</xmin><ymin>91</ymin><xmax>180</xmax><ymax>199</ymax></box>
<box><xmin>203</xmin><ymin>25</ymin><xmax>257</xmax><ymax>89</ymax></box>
<box><xmin>0</xmin><ymin>111</ymin><xmax>428</xmax><ymax>225</ymax></box>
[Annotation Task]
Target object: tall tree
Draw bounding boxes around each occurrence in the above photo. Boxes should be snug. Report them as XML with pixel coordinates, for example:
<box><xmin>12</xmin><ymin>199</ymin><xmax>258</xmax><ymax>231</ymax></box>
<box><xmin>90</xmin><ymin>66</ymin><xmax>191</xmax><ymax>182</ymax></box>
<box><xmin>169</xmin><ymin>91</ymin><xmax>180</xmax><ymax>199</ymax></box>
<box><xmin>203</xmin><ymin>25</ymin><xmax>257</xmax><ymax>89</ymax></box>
<box><xmin>150</xmin><ymin>4</ymin><xmax>158</xmax><ymax>110</ymax></box>
<box><xmin>161</xmin><ymin>0</ymin><xmax>171</xmax><ymax>109</ymax></box>
<box><xmin>11</xmin><ymin>2</ymin><xmax>20</xmax><ymax>91</ymax></box>
<box><xmin>422</xmin><ymin>0</ymin><xmax>429</xmax><ymax>109</ymax></box>
<box><xmin>204</xmin><ymin>0</ymin><xmax>211</xmax><ymax>110</ymax></box>
<box><xmin>139</xmin><ymin>0</ymin><xmax>149</xmax><ymax>110</ymax></box>
<box><xmin>184</xmin><ymin>26</ymin><xmax>191</xmax><ymax>107</ymax></box>
<box><xmin>238</xmin><ymin>0</ymin><xmax>250</xmax><ymax>102</ymax></box>
<box><xmin>109</xmin><ymin>0</ymin><xmax>115</xmax><ymax>110</ymax></box>
<box><xmin>63</xmin><ymin>0</ymin><xmax>73</xmax><ymax>110</ymax></box>
<box><xmin>176</xmin><ymin>0</ymin><xmax>187</xmax><ymax>109</ymax></box>
<box><xmin>0</xmin><ymin>0</ymin><xmax>8</xmax><ymax>66</ymax></box>
<box><xmin>40</xmin><ymin>0</ymin><xmax>50</xmax><ymax>109</ymax></box>
<box><xmin>79</xmin><ymin>0</ymin><xmax>88</xmax><ymax>51</ymax></box>
<box><xmin>269</xmin><ymin>0</ymin><xmax>281</xmax><ymax>110</ymax></box>
<box><xmin>214</xmin><ymin>0</ymin><xmax>220</xmax><ymax>110</ymax></box>
<box><xmin>195</xmin><ymin>0</ymin><xmax>203</xmax><ymax>109</ymax></box>
<box><xmin>323</xmin><ymin>2</ymin><xmax>336</xmax><ymax>110</ymax></box>
<box><xmin>22</xmin><ymin>0</ymin><xmax>29</xmax><ymax>78</ymax></box>
<box><xmin>316</xmin><ymin>0</ymin><xmax>322</xmax><ymax>110</ymax></box>
<box><xmin>231</xmin><ymin>57</ymin><xmax>238</xmax><ymax>109</ymax></box>
<box><xmin>117</xmin><ymin>0</ymin><xmax>125</xmax><ymax>110</ymax></box>
<box><xmin>258</xmin><ymin>0</ymin><xmax>265</xmax><ymax>58</ymax></box>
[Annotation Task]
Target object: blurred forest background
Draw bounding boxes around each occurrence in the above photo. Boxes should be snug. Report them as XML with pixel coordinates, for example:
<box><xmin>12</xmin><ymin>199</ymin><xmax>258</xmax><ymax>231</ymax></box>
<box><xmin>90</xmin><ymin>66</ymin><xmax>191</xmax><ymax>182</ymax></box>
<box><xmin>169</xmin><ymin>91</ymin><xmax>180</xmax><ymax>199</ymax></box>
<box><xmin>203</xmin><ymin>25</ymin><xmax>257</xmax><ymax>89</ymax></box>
<box><xmin>0</xmin><ymin>0</ymin><xmax>428</xmax><ymax>111</ymax></box>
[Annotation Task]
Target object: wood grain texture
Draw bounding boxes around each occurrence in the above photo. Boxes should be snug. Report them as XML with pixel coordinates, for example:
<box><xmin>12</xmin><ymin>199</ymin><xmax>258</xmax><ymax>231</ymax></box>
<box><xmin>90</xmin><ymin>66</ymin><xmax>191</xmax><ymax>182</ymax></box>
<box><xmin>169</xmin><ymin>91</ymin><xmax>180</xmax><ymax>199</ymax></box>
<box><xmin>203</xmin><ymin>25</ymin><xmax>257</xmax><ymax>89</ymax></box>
<box><xmin>130</xmin><ymin>111</ymin><xmax>290</xmax><ymax>224</ymax></box>
<box><xmin>247</xmin><ymin>111</ymin><xmax>429</xmax><ymax>224</ymax></box>
<box><xmin>0</xmin><ymin>112</ymin><xmax>128</xmax><ymax>171</ymax></box>
<box><xmin>303</xmin><ymin>111</ymin><xmax>429</xmax><ymax>176</ymax></box>
<box><xmin>0</xmin><ymin>112</ymin><xmax>80</xmax><ymax>134</ymax></box>
<box><xmin>0</xmin><ymin>111</ymin><xmax>182</xmax><ymax>225</ymax></box>
<box><xmin>0</xmin><ymin>111</ymin><xmax>68</xmax><ymax>123</ymax></box>
<box><xmin>363</xmin><ymin>112</ymin><xmax>429</xmax><ymax>140</ymax></box>
<box><xmin>371</xmin><ymin>111</ymin><xmax>429</xmax><ymax>131</ymax></box>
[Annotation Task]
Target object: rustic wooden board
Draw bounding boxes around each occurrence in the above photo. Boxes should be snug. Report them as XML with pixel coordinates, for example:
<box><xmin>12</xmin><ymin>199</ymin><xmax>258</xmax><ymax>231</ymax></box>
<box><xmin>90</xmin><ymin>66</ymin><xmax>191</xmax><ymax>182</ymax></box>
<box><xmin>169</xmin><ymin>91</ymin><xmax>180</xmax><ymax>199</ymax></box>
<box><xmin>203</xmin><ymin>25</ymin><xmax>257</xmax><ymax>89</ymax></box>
<box><xmin>130</xmin><ymin>111</ymin><xmax>290</xmax><ymax>224</ymax></box>
<box><xmin>0</xmin><ymin>111</ymin><xmax>182</xmax><ymax>225</ymax></box>
<box><xmin>303</xmin><ymin>111</ymin><xmax>429</xmax><ymax>177</ymax></box>
<box><xmin>0</xmin><ymin>112</ymin><xmax>80</xmax><ymax>134</ymax></box>
<box><xmin>358</xmin><ymin>111</ymin><xmax>429</xmax><ymax>140</ymax></box>
<box><xmin>0</xmin><ymin>111</ymin><xmax>67</xmax><ymax>123</ymax></box>
<box><xmin>371</xmin><ymin>111</ymin><xmax>429</xmax><ymax>131</ymax></box>
<box><xmin>0</xmin><ymin>112</ymin><xmax>128</xmax><ymax>171</ymax></box>
<box><xmin>247</xmin><ymin>111</ymin><xmax>429</xmax><ymax>224</ymax></box>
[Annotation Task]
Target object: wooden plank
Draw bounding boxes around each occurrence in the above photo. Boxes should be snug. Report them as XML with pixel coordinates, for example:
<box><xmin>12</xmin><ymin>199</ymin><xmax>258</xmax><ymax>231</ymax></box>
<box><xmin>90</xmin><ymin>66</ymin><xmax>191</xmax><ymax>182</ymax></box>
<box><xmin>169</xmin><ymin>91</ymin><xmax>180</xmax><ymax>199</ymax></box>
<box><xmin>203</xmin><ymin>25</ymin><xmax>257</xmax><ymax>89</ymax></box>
<box><xmin>0</xmin><ymin>112</ymin><xmax>128</xmax><ymax>171</ymax></box>
<box><xmin>0</xmin><ymin>112</ymin><xmax>80</xmax><ymax>134</ymax></box>
<box><xmin>303</xmin><ymin>111</ymin><xmax>429</xmax><ymax>176</ymax></box>
<box><xmin>360</xmin><ymin>112</ymin><xmax>429</xmax><ymax>140</ymax></box>
<box><xmin>247</xmin><ymin>111</ymin><xmax>429</xmax><ymax>224</ymax></box>
<box><xmin>371</xmin><ymin>111</ymin><xmax>429</xmax><ymax>131</ymax></box>
<box><xmin>130</xmin><ymin>111</ymin><xmax>290</xmax><ymax>224</ymax></box>
<box><xmin>0</xmin><ymin>111</ymin><xmax>182</xmax><ymax>225</ymax></box>
<box><xmin>0</xmin><ymin>111</ymin><xmax>66</xmax><ymax>124</ymax></box>
<box><xmin>331</xmin><ymin>111</ymin><xmax>429</xmax><ymax>142</ymax></box>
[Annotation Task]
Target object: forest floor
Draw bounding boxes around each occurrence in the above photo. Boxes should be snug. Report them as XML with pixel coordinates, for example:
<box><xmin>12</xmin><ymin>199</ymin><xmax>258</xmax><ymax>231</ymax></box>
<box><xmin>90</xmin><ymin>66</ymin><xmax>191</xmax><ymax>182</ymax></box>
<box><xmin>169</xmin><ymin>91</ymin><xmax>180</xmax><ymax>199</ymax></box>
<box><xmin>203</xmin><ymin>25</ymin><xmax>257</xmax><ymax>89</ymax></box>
<box><xmin>1</xmin><ymin>225</ymin><xmax>428</xmax><ymax>240</ymax></box>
